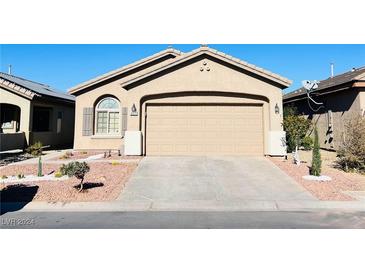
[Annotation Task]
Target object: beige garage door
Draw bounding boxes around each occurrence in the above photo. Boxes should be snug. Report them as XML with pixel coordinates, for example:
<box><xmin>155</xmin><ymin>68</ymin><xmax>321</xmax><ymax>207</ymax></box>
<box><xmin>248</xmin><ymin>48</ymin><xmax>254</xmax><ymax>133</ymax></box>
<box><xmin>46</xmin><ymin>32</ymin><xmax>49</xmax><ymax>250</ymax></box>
<box><xmin>146</xmin><ymin>104</ymin><xmax>264</xmax><ymax>156</ymax></box>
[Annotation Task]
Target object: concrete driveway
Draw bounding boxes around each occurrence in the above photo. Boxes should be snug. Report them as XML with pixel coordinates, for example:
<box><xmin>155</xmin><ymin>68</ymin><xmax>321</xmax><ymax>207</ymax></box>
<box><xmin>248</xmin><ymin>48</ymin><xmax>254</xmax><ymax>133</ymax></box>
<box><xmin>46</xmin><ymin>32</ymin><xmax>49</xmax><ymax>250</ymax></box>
<box><xmin>117</xmin><ymin>156</ymin><xmax>316</xmax><ymax>210</ymax></box>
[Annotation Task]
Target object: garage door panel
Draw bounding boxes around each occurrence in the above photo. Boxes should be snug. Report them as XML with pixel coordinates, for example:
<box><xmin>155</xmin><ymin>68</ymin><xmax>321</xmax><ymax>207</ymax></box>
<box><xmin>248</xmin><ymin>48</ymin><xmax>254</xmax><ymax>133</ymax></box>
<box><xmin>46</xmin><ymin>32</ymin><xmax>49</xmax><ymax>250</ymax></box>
<box><xmin>146</xmin><ymin>104</ymin><xmax>263</xmax><ymax>156</ymax></box>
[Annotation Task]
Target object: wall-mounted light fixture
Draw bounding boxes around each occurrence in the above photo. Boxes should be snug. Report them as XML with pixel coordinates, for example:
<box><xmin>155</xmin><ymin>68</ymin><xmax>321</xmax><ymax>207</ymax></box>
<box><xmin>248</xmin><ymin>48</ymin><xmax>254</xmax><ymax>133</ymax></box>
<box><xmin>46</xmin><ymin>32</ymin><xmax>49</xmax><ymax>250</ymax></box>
<box><xmin>275</xmin><ymin>103</ymin><xmax>280</xmax><ymax>114</ymax></box>
<box><xmin>131</xmin><ymin>103</ymin><xmax>138</xmax><ymax>116</ymax></box>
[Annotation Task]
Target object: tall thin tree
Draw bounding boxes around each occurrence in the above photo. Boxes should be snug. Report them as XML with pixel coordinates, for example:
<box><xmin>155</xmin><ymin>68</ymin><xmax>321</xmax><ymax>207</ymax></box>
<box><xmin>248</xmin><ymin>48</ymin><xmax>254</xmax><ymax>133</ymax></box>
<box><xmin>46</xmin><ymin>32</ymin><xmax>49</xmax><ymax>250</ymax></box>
<box><xmin>310</xmin><ymin>127</ymin><xmax>322</xmax><ymax>176</ymax></box>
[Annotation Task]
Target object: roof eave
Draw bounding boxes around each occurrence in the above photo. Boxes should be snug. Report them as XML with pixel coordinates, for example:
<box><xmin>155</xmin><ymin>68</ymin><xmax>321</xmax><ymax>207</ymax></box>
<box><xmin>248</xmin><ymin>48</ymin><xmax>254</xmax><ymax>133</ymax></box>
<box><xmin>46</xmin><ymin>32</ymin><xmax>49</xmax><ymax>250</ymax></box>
<box><xmin>120</xmin><ymin>48</ymin><xmax>292</xmax><ymax>89</ymax></box>
<box><xmin>0</xmin><ymin>79</ymin><xmax>36</xmax><ymax>100</ymax></box>
<box><xmin>283</xmin><ymin>82</ymin><xmax>355</xmax><ymax>102</ymax></box>
<box><xmin>34</xmin><ymin>94</ymin><xmax>75</xmax><ymax>105</ymax></box>
<box><xmin>68</xmin><ymin>48</ymin><xmax>182</xmax><ymax>94</ymax></box>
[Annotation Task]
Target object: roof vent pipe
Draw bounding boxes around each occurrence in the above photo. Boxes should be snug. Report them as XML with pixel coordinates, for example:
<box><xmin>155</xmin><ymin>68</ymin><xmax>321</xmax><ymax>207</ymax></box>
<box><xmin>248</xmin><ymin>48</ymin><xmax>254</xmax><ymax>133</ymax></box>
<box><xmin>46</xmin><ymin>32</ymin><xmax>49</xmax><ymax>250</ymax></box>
<box><xmin>330</xmin><ymin>62</ymin><xmax>334</xmax><ymax>78</ymax></box>
<box><xmin>8</xmin><ymin>64</ymin><xmax>12</xmax><ymax>75</ymax></box>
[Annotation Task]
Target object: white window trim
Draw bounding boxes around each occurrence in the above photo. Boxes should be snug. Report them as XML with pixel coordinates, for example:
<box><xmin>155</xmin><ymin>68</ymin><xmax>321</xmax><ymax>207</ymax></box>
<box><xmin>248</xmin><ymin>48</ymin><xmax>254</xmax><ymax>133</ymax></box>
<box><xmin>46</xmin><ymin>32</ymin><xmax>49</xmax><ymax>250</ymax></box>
<box><xmin>94</xmin><ymin>97</ymin><xmax>121</xmax><ymax>135</ymax></box>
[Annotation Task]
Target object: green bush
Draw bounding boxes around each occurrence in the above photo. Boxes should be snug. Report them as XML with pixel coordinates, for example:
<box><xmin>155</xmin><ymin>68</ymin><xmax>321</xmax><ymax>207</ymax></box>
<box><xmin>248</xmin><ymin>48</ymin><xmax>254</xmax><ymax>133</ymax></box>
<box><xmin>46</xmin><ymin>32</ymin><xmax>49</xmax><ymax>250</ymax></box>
<box><xmin>26</xmin><ymin>141</ymin><xmax>43</xmax><ymax>157</ymax></box>
<box><xmin>301</xmin><ymin>136</ymin><xmax>313</xmax><ymax>150</ymax></box>
<box><xmin>337</xmin><ymin>115</ymin><xmax>365</xmax><ymax>173</ymax></box>
<box><xmin>283</xmin><ymin>106</ymin><xmax>312</xmax><ymax>153</ymax></box>
<box><xmin>60</xmin><ymin>162</ymin><xmax>76</xmax><ymax>177</ymax></box>
<box><xmin>310</xmin><ymin>127</ymin><xmax>322</xmax><ymax>176</ymax></box>
<box><xmin>60</xmin><ymin>161</ymin><xmax>90</xmax><ymax>191</ymax></box>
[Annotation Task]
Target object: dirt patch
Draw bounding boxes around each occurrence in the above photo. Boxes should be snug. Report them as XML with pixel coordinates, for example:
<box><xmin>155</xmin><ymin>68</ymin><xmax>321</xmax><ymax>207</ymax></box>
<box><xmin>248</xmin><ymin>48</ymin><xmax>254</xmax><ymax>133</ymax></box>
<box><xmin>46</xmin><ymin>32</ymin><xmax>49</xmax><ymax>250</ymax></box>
<box><xmin>0</xmin><ymin>162</ymin><xmax>138</xmax><ymax>202</ymax></box>
<box><xmin>270</xmin><ymin>152</ymin><xmax>365</xmax><ymax>201</ymax></box>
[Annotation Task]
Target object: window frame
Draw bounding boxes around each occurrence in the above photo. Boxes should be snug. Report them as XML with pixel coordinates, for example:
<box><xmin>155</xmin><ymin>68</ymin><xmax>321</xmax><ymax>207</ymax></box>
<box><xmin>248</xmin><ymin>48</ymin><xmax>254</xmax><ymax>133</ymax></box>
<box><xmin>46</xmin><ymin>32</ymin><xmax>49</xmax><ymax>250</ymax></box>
<box><xmin>32</xmin><ymin>106</ymin><xmax>53</xmax><ymax>132</ymax></box>
<box><xmin>94</xmin><ymin>97</ymin><xmax>121</xmax><ymax>135</ymax></box>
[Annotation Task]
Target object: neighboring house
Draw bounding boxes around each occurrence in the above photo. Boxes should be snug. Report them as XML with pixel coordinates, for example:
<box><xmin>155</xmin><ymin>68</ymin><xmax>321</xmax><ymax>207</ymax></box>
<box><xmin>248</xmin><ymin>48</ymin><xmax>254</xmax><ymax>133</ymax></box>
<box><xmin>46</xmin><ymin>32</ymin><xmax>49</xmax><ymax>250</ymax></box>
<box><xmin>283</xmin><ymin>67</ymin><xmax>365</xmax><ymax>150</ymax></box>
<box><xmin>0</xmin><ymin>72</ymin><xmax>75</xmax><ymax>151</ymax></box>
<box><xmin>68</xmin><ymin>45</ymin><xmax>292</xmax><ymax>156</ymax></box>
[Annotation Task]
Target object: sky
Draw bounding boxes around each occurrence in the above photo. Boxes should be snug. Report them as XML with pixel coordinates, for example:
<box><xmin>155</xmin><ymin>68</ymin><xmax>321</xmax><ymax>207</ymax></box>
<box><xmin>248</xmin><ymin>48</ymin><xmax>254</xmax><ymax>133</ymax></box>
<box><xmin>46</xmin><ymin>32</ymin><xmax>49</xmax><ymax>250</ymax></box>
<box><xmin>1</xmin><ymin>44</ymin><xmax>365</xmax><ymax>93</ymax></box>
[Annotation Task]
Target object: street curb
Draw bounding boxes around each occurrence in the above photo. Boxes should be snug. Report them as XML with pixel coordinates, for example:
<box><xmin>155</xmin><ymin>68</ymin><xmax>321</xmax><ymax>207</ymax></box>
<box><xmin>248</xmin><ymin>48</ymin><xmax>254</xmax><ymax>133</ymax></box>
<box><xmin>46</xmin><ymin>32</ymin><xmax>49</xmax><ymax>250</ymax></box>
<box><xmin>2</xmin><ymin>200</ymin><xmax>365</xmax><ymax>213</ymax></box>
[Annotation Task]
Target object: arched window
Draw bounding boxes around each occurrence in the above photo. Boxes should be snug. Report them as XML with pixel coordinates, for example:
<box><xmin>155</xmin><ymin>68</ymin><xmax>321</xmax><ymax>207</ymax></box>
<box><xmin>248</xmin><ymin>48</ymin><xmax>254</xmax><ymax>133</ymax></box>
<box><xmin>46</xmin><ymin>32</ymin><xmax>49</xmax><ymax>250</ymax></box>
<box><xmin>95</xmin><ymin>97</ymin><xmax>120</xmax><ymax>134</ymax></box>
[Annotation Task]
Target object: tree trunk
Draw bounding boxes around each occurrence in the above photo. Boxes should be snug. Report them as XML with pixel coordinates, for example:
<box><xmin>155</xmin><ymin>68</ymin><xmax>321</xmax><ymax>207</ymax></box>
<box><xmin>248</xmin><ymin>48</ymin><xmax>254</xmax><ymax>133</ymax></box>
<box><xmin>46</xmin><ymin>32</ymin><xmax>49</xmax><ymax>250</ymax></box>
<box><xmin>79</xmin><ymin>178</ymin><xmax>84</xmax><ymax>192</ymax></box>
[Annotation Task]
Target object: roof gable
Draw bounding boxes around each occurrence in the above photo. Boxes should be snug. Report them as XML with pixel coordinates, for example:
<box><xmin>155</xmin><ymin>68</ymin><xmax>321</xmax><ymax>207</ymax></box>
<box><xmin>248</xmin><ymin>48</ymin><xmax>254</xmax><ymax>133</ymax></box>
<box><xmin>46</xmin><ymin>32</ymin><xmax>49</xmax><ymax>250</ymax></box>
<box><xmin>68</xmin><ymin>48</ymin><xmax>182</xmax><ymax>94</ymax></box>
<box><xmin>121</xmin><ymin>46</ymin><xmax>292</xmax><ymax>90</ymax></box>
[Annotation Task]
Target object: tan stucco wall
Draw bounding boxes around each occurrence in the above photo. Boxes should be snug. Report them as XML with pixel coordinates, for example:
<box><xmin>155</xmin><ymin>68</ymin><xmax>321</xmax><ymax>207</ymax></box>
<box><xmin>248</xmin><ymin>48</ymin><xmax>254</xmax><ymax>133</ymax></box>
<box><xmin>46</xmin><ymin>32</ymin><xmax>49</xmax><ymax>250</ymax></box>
<box><xmin>29</xmin><ymin>100</ymin><xmax>75</xmax><ymax>148</ymax></box>
<box><xmin>0</xmin><ymin>87</ymin><xmax>31</xmax><ymax>146</ymax></box>
<box><xmin>73</xmin><ymin>88</ymin><xmax>125</xmax><ymax>150</ymax></box>
<box><xmin>73</xmin><ymin>56</ymin><xmax>284</xmax><ymax>154</ymax></box>
<box><xmin>360</xmin><ymin>90</ymin><xmax>365</xmax><ymax>114</ymax></box>
<box><xmin>285</xmin><ymin>89</ymin><xmax>362</xmax><ymax>150</ymax></box>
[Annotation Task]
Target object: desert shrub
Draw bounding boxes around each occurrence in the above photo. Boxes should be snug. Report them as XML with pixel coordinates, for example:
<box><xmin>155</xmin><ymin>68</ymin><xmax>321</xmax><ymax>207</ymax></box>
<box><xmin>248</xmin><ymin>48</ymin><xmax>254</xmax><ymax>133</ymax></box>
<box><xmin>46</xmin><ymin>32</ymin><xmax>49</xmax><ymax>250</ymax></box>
<box><xmin>60</xmin><ymin>161</ymin><xmax>90</xmax><ymax>191</ymax></box>
<box><xmin>1</xmin><ymin>175</ymin><xmax>8</xmax><ymax>179</ymax></box>
<box><xmin>310</xmin><ymin>127</ymin><xmax>322</xmax><ymax>176</ymax></box>
<box><xmin>60</xmin><ymin>162</ymin><xmax>76</xmax><ymax>177</ymax></box>
<box><xmin>283</xmin><ymin>106</ymin><xmax>312</xmax><ymax>152</ymax></box>
<box><xmin>59</xmin><ymin>151</ymin><xmax>73</xmax><ymax>160</ymax></box>
<box><xmin>54</xmin><ymin>171</ymin><xmax>63</xmax><ymax>178</ymax></box>
<box><xmin>17</xmin><ymin>173</ymin><xmax>25</xmax><ymax>179</ymax></box>
<box><xmin>301</xmin><ymin>136</ymin><xmax>313</xmax><ymax>150</ymax></box>
<box><xmin>337</xmin><ymin>115</ymin><xmax>365</xmax><ymax>173</ymax></box>
<box><xmin>111</xmin><ymin>160</ymin><xmax>121</xmax><ymax>166</ymax></box>
<box><xmin>26</xmin><ymin>141</ymin><xmax>43</xmax><ymax>157</ymax></box>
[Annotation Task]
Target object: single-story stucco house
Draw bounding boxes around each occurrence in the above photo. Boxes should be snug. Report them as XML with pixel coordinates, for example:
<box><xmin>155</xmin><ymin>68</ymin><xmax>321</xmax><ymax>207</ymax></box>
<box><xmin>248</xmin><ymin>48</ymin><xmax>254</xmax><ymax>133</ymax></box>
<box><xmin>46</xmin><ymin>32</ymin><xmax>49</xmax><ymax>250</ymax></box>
<box><xmin>0</xmin><ymin>72</ymin><xmax>75</xmax><ymax>151</ymax></box>
<box><xmin>68</xmin><ymin>45</ymin><xmax>292</xmax><ymax>156</ymax></box>
<box><xmin>283</xmin><ymin>66</ymin><xmax>365</xmax><ymax>150</ymax></box>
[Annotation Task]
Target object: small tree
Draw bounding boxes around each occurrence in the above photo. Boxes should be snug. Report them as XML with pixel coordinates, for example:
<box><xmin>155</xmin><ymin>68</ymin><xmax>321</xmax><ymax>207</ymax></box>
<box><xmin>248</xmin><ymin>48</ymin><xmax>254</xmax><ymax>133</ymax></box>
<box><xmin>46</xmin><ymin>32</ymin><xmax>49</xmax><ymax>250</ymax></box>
<box><xmin>60</xmin><ymin>161</ymin><xmax>90</xmax><ymax>192</ymax></box>
<box><xmin>37</xmin><ymin>156</ymin><xmax>43</xmax><ymax>177</ymax></box>
<box><xmin>310</xmin><ymin>127</ymin><xmax>322</xmax><ymax>176</ymax></box>
<box><xmin>337</xmin><ymin>115</ymin><xmax>365</xmax><ymax>173</ymax></box>
<box><xmin>283</xmin><ymin>107</ymin><xmax>312</xmax><ymax>152</ymax></box>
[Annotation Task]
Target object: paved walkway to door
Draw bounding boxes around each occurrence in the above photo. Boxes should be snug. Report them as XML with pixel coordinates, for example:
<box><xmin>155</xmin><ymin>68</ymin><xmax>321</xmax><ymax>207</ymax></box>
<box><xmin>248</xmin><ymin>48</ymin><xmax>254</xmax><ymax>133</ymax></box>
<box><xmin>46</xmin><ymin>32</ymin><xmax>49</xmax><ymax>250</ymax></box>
<box><xmin>117</xmin><ymin>156</ymin><xmax>316</xmax><ymax>210</ymax></box>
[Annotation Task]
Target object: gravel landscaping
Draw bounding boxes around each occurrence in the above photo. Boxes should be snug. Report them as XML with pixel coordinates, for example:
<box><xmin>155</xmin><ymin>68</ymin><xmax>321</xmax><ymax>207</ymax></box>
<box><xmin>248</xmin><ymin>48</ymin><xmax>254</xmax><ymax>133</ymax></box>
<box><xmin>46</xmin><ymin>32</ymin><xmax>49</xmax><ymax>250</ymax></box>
<box><xmin>0</xmin><ymin>162</ymin><xmax>138</xmax><ymax>202</ymax></box>
<box><xmin>0</xmin><ymin>174</ymin><xmax>69</xmax><ymax>184</ymax></box>
<box><xmin>53</xmin><ymin>150</ymin><xmax>143</xmax><ymax>161</ymax></box>
<box><xmin>270</xmin><ymin>150</ymin><xmax>365</xmax><ymax>201</ymax></box>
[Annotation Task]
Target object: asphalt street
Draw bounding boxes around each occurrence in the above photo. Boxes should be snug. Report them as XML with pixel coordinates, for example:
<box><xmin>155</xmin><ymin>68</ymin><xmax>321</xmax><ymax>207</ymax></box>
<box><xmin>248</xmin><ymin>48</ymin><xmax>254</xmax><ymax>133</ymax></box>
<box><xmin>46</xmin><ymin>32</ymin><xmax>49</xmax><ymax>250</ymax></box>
<box><xmin>1</xmin><ymin>210</ymin><xmax>365</xmax><ymax>228</ymax></box>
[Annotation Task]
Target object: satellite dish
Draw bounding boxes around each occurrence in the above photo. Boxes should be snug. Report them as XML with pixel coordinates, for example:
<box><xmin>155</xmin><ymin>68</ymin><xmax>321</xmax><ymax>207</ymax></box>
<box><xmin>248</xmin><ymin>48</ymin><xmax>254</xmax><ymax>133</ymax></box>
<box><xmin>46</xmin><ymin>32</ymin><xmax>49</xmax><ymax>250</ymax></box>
<box><xmin>302</xmin><ymin>80</ymin><xmax>320</xmax><ymax>91</ymax></box>
<box><xmin>301</xmin><ymin>80</ymin><xmax>323</xmax><ymax>112</ymax></box>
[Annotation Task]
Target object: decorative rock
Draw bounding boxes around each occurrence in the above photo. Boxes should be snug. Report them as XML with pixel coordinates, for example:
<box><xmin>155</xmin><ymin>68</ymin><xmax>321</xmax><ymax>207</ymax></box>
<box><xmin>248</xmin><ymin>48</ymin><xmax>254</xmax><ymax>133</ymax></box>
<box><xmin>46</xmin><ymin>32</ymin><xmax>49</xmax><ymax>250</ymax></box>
<box><xmin>0</xmin><ymin>174</ymin><xmax>68</xmax><ymax>184</ymax></box>
<box><xmin>302</xmin><ymin>175</ymin><xmax>332</xmax><ymax>182</ymax></box>
<box><xmin>85</xmin><ymin>154</ymin><xmax>104</xmax><ymax>161</ymax></box>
